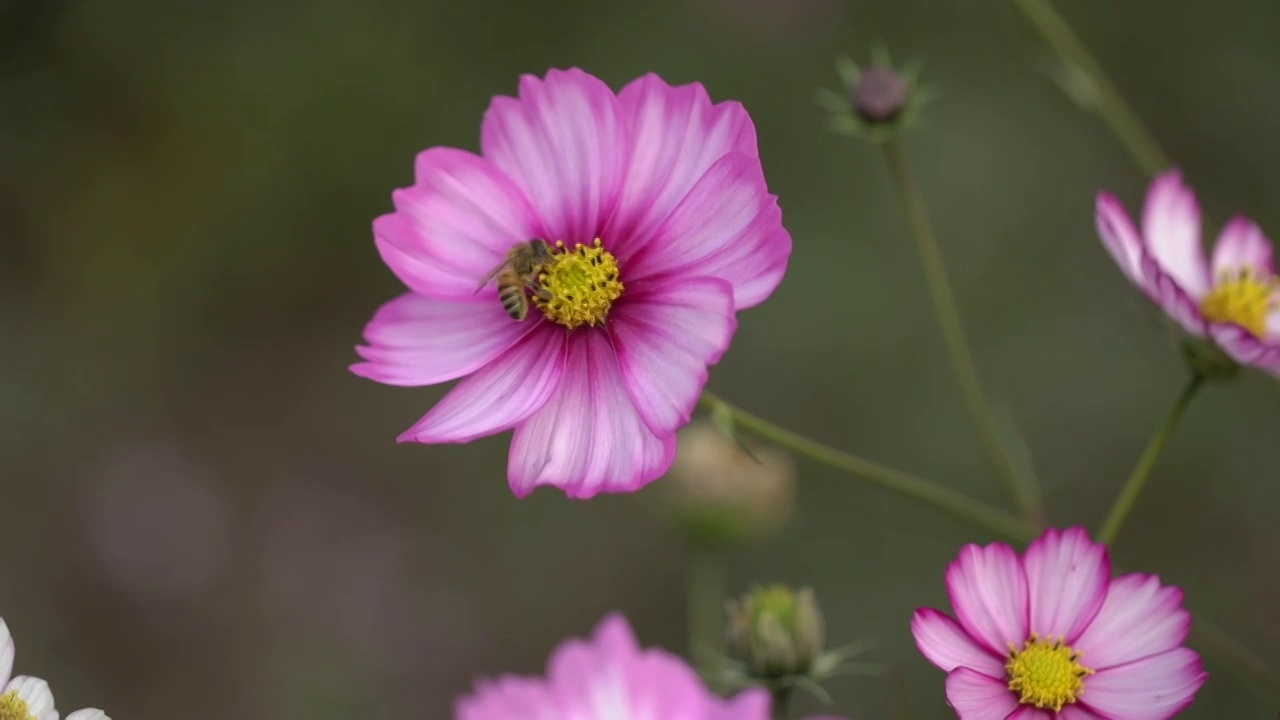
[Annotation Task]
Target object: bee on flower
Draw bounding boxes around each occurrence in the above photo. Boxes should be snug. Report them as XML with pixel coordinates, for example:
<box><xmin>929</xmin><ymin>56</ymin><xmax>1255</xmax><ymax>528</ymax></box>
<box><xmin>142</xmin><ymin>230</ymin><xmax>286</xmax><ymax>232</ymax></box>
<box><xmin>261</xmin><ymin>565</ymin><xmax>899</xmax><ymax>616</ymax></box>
<box><xmin>351</xmin><ymin>68</ymin><xmax>791</xmax><ymax>498</ymax></box>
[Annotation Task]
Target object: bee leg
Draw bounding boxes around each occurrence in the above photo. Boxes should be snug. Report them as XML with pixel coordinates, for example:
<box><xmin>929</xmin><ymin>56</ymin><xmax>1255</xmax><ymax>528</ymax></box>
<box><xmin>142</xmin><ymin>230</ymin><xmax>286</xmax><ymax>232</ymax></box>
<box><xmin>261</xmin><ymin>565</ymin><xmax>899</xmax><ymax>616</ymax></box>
<box><xmin>531</xmin><ymin>285</ymin><xmax>554</xmax><ymax>301</ymax></box>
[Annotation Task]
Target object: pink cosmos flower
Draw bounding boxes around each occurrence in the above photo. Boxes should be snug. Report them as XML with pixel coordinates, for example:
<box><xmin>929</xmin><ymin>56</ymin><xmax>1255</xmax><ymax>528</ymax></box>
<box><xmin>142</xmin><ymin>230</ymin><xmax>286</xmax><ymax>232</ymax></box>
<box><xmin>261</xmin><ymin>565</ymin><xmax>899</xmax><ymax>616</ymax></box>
<box><xmin>350</xmin><ymin>68</ymin><xmax>790</xmax><ymax>498</ymax></box>
<box><xmin>1096</xmin><ymin>169</ymin><xmax>1280</xmax><ymax>374</ymax></box>
<box><xmin>911</xmin><ymin>527</ymin><xmax>1206</xmax><ymax>719</ymax></box>
<box><xmin>455</xmin><ymin>613</ymin><xmax>771</xmax><ymax>720</ymax></box>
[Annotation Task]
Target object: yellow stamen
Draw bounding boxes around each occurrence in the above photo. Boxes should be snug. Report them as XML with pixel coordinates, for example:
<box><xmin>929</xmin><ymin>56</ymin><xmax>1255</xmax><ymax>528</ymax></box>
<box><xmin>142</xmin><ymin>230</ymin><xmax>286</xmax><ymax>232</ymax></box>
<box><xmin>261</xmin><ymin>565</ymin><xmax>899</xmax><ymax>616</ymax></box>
<box><xmin>1005</xmin><ymin>633</ymin><xmax>1094</xmax><ymax>712</ymax></box>
<box><xmin>534</xmin><ymin>239</ymin><xmax>624</xmax><ymax>329</ymax></box>
<box><xmin>0</xmin><ymin>690</ymin><xmax>33</xmax><ymax>720</ymax></box>
<box><xmin>1200</xmin><ymin>267</ymin><xmax>1277</xmax><ymax>338</ymax></box>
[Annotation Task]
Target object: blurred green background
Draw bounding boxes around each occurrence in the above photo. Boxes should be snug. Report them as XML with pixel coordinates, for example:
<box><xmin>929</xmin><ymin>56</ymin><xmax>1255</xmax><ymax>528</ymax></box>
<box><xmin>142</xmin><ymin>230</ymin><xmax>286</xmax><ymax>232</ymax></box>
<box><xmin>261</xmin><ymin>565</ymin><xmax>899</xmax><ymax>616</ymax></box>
<box><xmin>2</xmin><ymin>0</ymin><xmax>1279</xmax><ymax>717</ymax></box>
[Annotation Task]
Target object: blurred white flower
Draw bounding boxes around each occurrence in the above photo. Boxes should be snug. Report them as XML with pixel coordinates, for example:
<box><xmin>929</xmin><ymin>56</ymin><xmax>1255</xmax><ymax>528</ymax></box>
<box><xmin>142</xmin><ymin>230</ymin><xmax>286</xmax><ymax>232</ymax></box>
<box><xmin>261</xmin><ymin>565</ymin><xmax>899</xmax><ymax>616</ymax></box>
<box><xmin>0</xmin><ymin>617</ymin><xmax>107</xmax><ymax>720</ymax></box>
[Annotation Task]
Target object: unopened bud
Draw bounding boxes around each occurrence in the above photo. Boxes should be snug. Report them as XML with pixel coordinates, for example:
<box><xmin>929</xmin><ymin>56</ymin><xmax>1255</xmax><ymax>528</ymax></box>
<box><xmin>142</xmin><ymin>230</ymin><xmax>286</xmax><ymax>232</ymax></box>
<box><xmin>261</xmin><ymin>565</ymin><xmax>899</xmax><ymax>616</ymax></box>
<box><xmin>853</xmin><ymin>66</ymin><xmax>909</xmax><ymax>123</ymax></box>
<box><xmin>656</xmin><ymin>421</ymin><xmax>795</xmax><ymax>548</ymax></box>
<box><xmin>726</xmin><ymin>585</ymin><xmax>825</xmax><ymax>678</ymax></box>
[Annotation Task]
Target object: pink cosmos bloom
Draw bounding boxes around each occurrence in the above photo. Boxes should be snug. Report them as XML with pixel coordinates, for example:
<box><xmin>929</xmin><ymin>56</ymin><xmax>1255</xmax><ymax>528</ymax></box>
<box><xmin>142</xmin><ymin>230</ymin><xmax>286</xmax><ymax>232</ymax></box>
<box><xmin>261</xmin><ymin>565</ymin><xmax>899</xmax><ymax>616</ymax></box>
<box><xmin>1096</xmin><ymin>169</ymin><xmax>1280</xmax><ymax>374</ymax></box>
<box><xmin>350</xmin><ymin>68</ymin><xmax>791</xmax><ymax>498</ymax></box>
<box><xmin>454</xmin><ymin>613</ymin><xmax>771</xmax><ymax>720</ymax></box>
<box><xmin>912</xmin><ymin>527</ymin><xmax>1206</xmax><ymax>719</ymax></box>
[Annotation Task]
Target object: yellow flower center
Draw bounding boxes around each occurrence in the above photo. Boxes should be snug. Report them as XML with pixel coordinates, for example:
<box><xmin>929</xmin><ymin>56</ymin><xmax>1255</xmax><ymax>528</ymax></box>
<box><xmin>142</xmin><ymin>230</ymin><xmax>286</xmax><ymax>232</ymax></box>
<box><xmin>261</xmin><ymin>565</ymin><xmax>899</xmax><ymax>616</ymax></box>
<box><xmin>1200</xmin><ymin>268</ymin><xmax>1277</xmax><ymax>338</ymax></box>
<box><xmin>1005</xmin><ymin>633</ymin><xmax>1094</xmax><ymax>712</ymax></box>
<box><xmin>0</xmin><ymin>690</ymin><xmax>33</xmax><ymax>720</ymax></box>
<box><xmin>534</xmin><ymin>239</ymin><xmax>624</xmax><ymax>329</ymax></box>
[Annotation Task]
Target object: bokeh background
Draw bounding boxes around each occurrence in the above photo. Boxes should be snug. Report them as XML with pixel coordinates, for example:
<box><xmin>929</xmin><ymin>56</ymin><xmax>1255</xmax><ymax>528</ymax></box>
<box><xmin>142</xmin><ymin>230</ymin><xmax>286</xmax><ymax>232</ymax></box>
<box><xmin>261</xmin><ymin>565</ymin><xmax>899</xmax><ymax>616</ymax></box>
<box><xmin>3</xmin><ymin>0</ymin><xmax>1279</xmax><ymax>716</ymax></box>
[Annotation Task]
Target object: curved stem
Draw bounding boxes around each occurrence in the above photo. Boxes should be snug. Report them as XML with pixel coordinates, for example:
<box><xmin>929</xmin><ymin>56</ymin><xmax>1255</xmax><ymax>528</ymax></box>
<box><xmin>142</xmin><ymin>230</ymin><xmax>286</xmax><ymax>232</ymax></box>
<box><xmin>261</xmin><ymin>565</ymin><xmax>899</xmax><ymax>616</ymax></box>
<box><xmin>1011</xmin><ymin>0</ymin><xmax>1171</xmax><ymax>177</ymax></box>
<box><xmin>699</xmin><ymin>393</ymin><xmax>1031</xmax><ymax>542</ymax></box>
<box><xmin>1097</xmin><ymin>373</ymin><xmax>1204</xmax><ymax>544</ymax></box>
<box><xmin>770</xmin><ymin>686</ymin><xmax>794</xmax><ymax>720</ymax></box>
<box><xmin>881</xmin><ymin>138</ymin><xmax>1046</xmax><ymax>530</ymax></box>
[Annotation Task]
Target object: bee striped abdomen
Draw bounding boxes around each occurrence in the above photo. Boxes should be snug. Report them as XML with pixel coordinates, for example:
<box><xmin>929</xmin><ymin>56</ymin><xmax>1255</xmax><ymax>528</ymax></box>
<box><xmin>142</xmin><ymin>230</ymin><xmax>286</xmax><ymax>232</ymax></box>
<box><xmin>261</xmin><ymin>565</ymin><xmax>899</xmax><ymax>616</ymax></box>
<box><xmin>497</xmin><ymin>281</ymin><xmax>529</xmax><ymax>321</ymax></box>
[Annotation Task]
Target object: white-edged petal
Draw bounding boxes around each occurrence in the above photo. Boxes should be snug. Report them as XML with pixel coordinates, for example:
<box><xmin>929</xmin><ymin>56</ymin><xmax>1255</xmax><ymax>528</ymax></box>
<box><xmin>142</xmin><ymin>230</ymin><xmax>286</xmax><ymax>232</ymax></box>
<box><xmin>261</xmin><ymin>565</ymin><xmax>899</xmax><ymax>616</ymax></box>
<box><xmin>67</xmin><ymin>711</ymin><xmax>109</xmax><ymax>720</ymax></box>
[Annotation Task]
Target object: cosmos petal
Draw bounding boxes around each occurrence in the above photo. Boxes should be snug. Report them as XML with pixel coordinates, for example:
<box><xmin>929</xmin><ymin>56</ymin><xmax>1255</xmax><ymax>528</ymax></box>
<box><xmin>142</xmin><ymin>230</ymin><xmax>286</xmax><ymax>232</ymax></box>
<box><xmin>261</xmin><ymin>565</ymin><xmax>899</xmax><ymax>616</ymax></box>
<box><xmin>1057</xmin><ymin>706</ymin><xmax>1105</xmax><ymax>720</ymax></box>
<box><xmin>374</xmin><ymin>147</ymin><xmax>546</xmax><ymax>301</ymax></box>
<box><xmin>350</xmin><ymin>292</ymin><xmax>535</xmax><ymax>387</ymax></box>
<box><xmin>911</xmin><ymin>608</ymin><xmax>1005</xmax><ymax>677</ymax></box>
<box><xmin>944</xmin><ymin>668</ymin><xmax>1018</xmax><ymax>720</ymax></box>
<box><xmin>623</xmin><ymin>153</ymin><xmax>791</xmax><ymax>310</ymax></box>
<box><xmin>1005</xmin><ymin>707</ymin><xmax>1054</xmax><ymax>720</ymax></box>
<box><xmin>1209</xmin><ymin>322</ymin><xmax>1280</xmax><ymax>375</ymax></box>
<box><xmin>454</xmin><ymin>676</ymin><xmax>556</xmax><ymax>720</ymax></box>
<box><xmin>1072</xmin><ymin>573</ymin><xmax>1190</xmax><ymax>671</ymax></box>
<box><xmin>945</xmin><ymin>541</ymin><xmax>1029</xmax><ymax>655</ymax></box>
<box><xmin>1080</xmin><ymin>647</ymin><xmax>1206</xmax><ymax>720</ymax></box>
<box><xmin>66</xmin><ymin>712</ymin><xmax>110</xmax><ymax>720</ymax></box>
<box><xmin>507</xmin><ymin>331</ymin><xmax>677</xmax><ymax>498</ymax></box>
<box><xmin>1139</xmin><ymin>253</ymin><xmax>1207</xmax><ymax>337</ymax></box>
<box><xmin>397</xmin><ymin>323</ymin><xmax>566</xmax><ymax>444</ymax></box>
<box><xmin>610</xmin><ymin>276</ymin><xmax>737</xmax><ymax>436</ymax></box>
<box><xmin>0</xmin><ymin>618</ymin><xmax>13</xmax><ymax>690</ymax></box>
<box><xmin>481</xmin><ymin>68</ymin><xmax>629</xmax><ymax>245</ymax></box>
<box><xmin>4</xmin><ymin>676</ymin><xmax>56</xmax><ymax>720</ymax></box>
<box><xmin>1023</xmin><ymin>527</ymin><xmax>1109</xmax><ymax>643</ymax></box>
<box><xmin>1212</xmin><ymin>215</ymin><xmax>1275</xmax><ymax>277</ymax></box>
<box><xmin>1142</xmin><ymin>170</ymin><xmax>1209</xmax><ymax>298</ymax></box>
<box><xmin>609</xmin><ymin>73</ymin><xmax>758</xmax><ymax>248</ymax></box>
<box><xmin>1096</xmin><ymin>192</ymin><xmax>1145</xmax><ymax>285</ymax></box>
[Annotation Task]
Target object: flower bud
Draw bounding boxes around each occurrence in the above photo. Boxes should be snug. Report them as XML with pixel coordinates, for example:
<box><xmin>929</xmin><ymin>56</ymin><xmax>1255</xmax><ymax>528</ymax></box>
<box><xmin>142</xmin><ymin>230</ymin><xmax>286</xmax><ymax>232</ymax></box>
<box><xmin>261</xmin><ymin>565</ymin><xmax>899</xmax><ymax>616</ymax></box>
<box><xmin>726</xmin><ymin>585</ymin><xmax>825</xmax><ymax>678</ymax></box>
<box><xmin>655</xmin><ymin>421</ymin><xmax>796</xmax><ymax>549</ymax></box>
<box><xmin>852</xmin><ymin>66</ymin><xmax>909</xmax><ymax>123</ymax></box>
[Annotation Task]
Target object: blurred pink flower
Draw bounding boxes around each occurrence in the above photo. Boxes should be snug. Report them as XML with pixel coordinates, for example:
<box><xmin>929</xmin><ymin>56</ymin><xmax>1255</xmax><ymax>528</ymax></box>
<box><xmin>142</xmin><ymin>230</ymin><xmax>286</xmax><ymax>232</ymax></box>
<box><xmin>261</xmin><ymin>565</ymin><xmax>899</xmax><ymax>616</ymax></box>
<box><xmin>455</xmin><ymin>613</ymin><xmax>770</xmax><ymax>720</ymax></box>
<box><xmin>351</xmin><ymin>68</ymin><xmax>791</xmax><ymax>499</ymax></box>
<box><xmin>1097</xmin><ymin>170</ymin><xmax>1280</xmax><ymax>374</ymax></box>
<box><xmin>912</xmin><ymin>527</ymin><xmax>1205</xmax><ymax>719</ymax></box>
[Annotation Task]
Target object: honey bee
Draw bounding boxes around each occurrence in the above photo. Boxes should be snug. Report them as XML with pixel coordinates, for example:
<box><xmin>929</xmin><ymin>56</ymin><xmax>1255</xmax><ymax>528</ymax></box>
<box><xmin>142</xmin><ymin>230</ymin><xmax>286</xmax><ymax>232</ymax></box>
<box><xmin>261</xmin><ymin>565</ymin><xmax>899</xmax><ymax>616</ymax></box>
<box><xmin>476</xmin><ymin>239</ymin><xmax>557</xmax><ymax>321</ymax></box>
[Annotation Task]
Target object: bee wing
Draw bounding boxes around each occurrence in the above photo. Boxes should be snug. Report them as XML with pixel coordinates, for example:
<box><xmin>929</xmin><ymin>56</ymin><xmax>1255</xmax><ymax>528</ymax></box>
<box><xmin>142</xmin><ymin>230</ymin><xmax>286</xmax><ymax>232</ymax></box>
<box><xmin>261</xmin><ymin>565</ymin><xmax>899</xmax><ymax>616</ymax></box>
<box><xmin>475</xmin><ymin>260</ymin><xmax>507</xmax><ymax>294</ymax></box>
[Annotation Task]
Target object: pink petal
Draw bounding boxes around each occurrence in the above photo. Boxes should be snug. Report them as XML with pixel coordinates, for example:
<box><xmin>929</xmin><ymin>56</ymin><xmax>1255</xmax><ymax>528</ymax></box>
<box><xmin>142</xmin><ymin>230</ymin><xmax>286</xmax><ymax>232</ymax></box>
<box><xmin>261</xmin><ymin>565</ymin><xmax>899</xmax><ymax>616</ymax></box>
<box><xmin>396</xmin><ymin>323</ymin><xmax>566</xmax><ymax>444</ymax></box>
<box><xmin>548</xmin><ymin>614</ymin><xmax>716</xmax><ymax>720</ymax></box>
<box><xmin>1080</xmin><ymin>647</ymin><xmax>1206</xmax><ymax>720</ymax></box>
<box><xmin>374</xmin><ymin>148</ymin><xmax>546</xmax><ymax>301</ymax></box>
<box><xmin>1139</xmin><ymin>253</ymin><xmax>1207</xmax><ymax>337</ymax></box>
<box><xmin>608</xmin><ymin>73</ymin><xmax>758</xmax><ymax>247</ymax></box>
<box><xmin>1209</xmin><ymin>322</ymin><xmax>1280</xmax><ymax>374</ymax></box>
<box><xmin>1005</xmin><ymin>707</ymin><xmax>1054</xmax><ymax>720</ymax></box>
<box><xmin>945</xmin><ymin>542</ymin><xmax>1029</xmax><ymax>655</ymax></box>
<box><xmin>610</xmin><ymin>276</ymin><xmax>737</xmax><ymax>436</ymax></box>
<box><xmin>1022</xmin><ymin>527</ymin><xmax>1109</xmax><ymax>643</ymax></box>
<box><xmin>1141</xmin><ymin>170</ymin><xmax>1209</xmax><ymax>298</ymax></box>
<box><xmin>623</xmin><ymin>153</ymin><xmax>791</xmax><ymax>311</ymax></box>
<box><xmin>481</xmin><ymin>68</ymin><xmax>629</xmax><ymax>246</ymax></box>
<box><xmin>454</xmin><ymin>676</ymin><xmax>555</xmax><ymax>720</ymax></box>
<box><xmin>1058</xmin><ymin>705</ymin><xmax>1105</xmax><ymax>720</ymax></box>
<box><xmin>1096</xmin><ymin>192</ymin><xmax>1145</xmax><ymax>285</ymax></box>
<box><xmin>1072</xmin><ymin>573</ymin><xmax>1190</xmax><ymax>671</ymax></box>
<box><xmin>350</xmin><ymin>292</ymin><xmax>535</xmax><ymax>387</ymax></box>
<box><xmin>709</xmin><ymin>689</ymin><xmax>772</xmax><ymax>720</ymax></box>
<box><xmin>943</xmin><ymin>668</ymin><xmax>1018</xmax><ymax>720</ymax></box>
<box><xmin>507</xmin><ymin>330</ymin><xmax>677</xmax><ymax>498</ymax></box>
<box><xmin>1212</xmin><ymin>214</ymin><xmax>1276</xmax><ymax>278</ymax></box>
<box><xmin>910</xmin><ymin>608</ymin><xmax>1005</xmax><ymax>677</ymax></box>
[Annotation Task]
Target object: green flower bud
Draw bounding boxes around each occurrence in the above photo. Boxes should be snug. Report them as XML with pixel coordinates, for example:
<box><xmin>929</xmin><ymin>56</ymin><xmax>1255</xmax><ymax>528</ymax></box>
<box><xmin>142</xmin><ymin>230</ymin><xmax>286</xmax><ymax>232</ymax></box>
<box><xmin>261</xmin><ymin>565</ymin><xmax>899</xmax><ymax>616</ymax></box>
<box><xmin>726</xmin><ymin>585</ymin><xmax>825</xmax><ymax>678</ymax></box>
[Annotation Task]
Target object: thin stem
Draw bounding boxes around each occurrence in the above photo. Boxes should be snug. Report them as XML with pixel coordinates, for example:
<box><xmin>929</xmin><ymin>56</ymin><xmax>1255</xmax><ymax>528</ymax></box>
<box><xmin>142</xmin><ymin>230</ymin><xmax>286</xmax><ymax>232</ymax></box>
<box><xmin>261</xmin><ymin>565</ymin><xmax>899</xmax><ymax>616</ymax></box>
<box><xmin>1011</xmin><ymin>0</ymin><xmax>1171</xmax><ymax>177</ymax></box>
<box><xmin>880</xmin><ymin>138</ymin><xmax>1045</xmax><ymax>531</ymax></box>
<box><xmin>770</xmin><ymin>686</ymin><xmax>794</xmax><ymax>720</ymax></box>
<box><xmin>699</xmin><ymin>393</ymin><xmax>1031</xmax><ymax>542</ymax></box>
<box><xmin>1097</xmin><ymin>373</ymin><xmax>1205</xmax><ymax>544</ymax></box>
<box><xmin>686</xmin><ymin>549</ymin><xmax>726</xmax><ymax>665</ymax></box>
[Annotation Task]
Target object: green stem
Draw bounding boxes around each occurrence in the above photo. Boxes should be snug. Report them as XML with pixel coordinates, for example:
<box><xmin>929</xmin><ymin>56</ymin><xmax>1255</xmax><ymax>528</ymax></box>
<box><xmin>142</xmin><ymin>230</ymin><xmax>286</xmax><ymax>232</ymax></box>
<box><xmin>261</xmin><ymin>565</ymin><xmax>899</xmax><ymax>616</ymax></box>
<box><xmin>686</xmin><ymin>549</ymin><xmax>726</xmax><ymax>665</ymax></box>
<box><xmin>1097</xmin><ymin>373</ymin><xmax>1204</xmax><ymax>544</ymax></box>
<box><xmin>881</xmin><ymin>138</ymin><xmax>1045</xmax><ymax>531</ymax></box>
<box><xmin>699</xmin><ymin>393</ymin><xmax>1031</xmax><ymax>542</ymax></box>
<box><xmin>1011</xmin><ymin>0</ymin><xmax>1172</xmax><ymax>177</ymax></box>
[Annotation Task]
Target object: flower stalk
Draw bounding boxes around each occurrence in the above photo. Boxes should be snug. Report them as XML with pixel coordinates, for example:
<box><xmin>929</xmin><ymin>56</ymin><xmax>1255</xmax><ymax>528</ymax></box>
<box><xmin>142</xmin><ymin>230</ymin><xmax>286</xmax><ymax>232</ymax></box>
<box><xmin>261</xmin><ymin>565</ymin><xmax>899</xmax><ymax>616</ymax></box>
<box><xmin>880</xmin><ymin>138</ymin><xmax>1046</xmax><ymax>531</ymax></box>
<box><xmin>698</xmin><ymin>393</ymin><xmax>1031</xmax><ymax>542</ymax></box>
<box><xmin>1097</xmin><ymin>372</ymin><xmax>1205</xmax><ymax>544</ymax></box>
<box><xmin>1011</xmin><ymin>0</ymin><xmax>1172</xmax><ymax>177</ymax></box>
